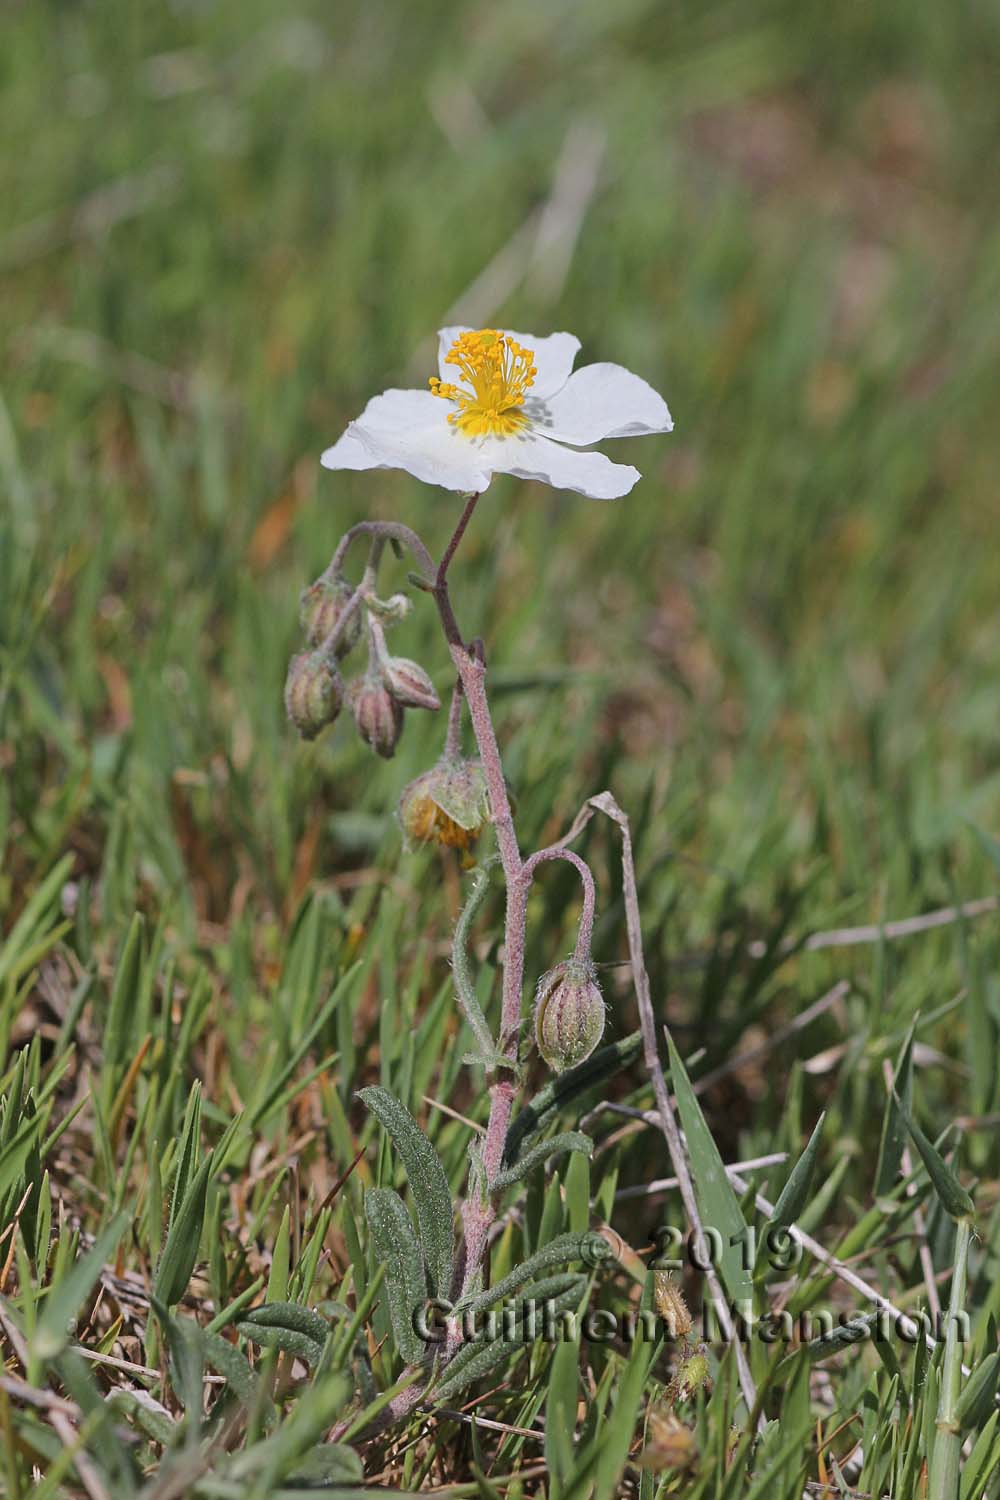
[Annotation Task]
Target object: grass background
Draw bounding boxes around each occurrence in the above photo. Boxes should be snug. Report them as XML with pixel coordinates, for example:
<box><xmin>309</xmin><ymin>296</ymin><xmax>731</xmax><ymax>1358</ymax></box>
<box><xmin>3</xmin><ymin>0</ymin><xmax>1000</xmax><ymax>1494</ymax></box>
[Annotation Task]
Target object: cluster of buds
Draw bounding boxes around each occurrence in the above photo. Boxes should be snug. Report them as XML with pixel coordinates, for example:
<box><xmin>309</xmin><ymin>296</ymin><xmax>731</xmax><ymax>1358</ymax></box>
<box><xmin>397</xmin><ymin>756</ymin><xmax>491</xmax><ymax>852</ymax></box>
<box><xmin>285</xmin><ymin>566</ymin><xmax>441</xmax><ymax>758</ymax></box>
<box><xmin>348</xmin><ymin>616</ymin><xmax>440</xmax><ymax>758</ymax></box>
<box><xmin>533</xmin><ymin>956</ymin><xmax>605</xmax><ymax>1073</ymax></box>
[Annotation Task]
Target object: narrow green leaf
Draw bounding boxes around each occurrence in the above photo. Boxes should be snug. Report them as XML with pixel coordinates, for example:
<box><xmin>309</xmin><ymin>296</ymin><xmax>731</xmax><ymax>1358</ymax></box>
<box><xmin>434</xmin><ymin>1275</ymin><xmax>586</xmax><ymax>1404</ymax></box>
<box><xmin>452</xmin><ymin>858</ymin><xmax>499</xmax><ymax>1061</ymax></box>
<box><xmin>960</xmin><ymin>1410</ymin><xmax>1000</xmax><ymax>1500</ymax></box>
<box><xmin>0</xmin><ymin>855</ymin><xmax>74</xmax><ymax>990</ymax></box>
<box><xmin>102</xmin><ymin>913</ymin><xmax>145</xmax><ymax>1097</ymax></box>
<box><xmin>236</xmin><ymin>1320</ymin><xmax>325</xmax><ymax>1366</ymax></box>
<box><xmin>267</xmin><ymin>1206</ymin><xmax>291</xmax><ymax>1302</ymax></box>
<box><xmin>875</xmin><ymin>1021</ymin><xmax>916</xmax><ymax>1196</ymax></box>
<box><xmin>202</xmin><ymin>1328</ymin><xmax>258</xmax><ymax>1404</ymax></box>
<box><xmin>893</xmin><ymin>1091</ymin><xmax>975</xmax><ymax>1220</ymax></box>
<box><xmin>34</xmin><ymin>1212</ymin><xmax>130</xmax><ymax>1361</ymax></box>
<box><xmin>545</xmin><ymin>1333</ymin><xmax>579</xmax><ymax>1496</ymax></box>
<box><xmin>492</xmin><ymin>1132</ymin><xmax>593</xmax><ymax>1190</ymax></box>
<box><xmin>154</xmin><ymin>1154</ymin><xmax>212</xmax><ymax>1307</ymax></box>
<box><xmin>454</xmin><ymin>1231</ymin><xmax>612</xmax><ymax>1317</ymax></box>
<box><xmin>666</xmin><ymin>1034</ymin><xmax>754</xmax><ymax>1312</ymax></box>
<box><xmin>365</xmin><ymin>1187</ymin><xmax>429</xmax><ymax>1366</ymax></box>
<box><xmin>503</xmin><ymin>1032</ymin><xmax>642</xmax><ymax>1168</ymax></box>
<box><xmin>772</xmin><ymin>1112</ymin><xmax>826</xmax><ymax>1228</ymax></box>
<box><xmin>956</xmin><ymin>1350</ymin><xmax>1000</xmax><ymax>1429</ymax></box>
<box><xmin>238</xmin><ymin>1300</ymin><xmax>332</xmax><ymax>1347</ymax></box>
<box><xmin>359</xmin><ymin>1086</ymin><xmax>453</xmax><ymax>1300</ymax></box>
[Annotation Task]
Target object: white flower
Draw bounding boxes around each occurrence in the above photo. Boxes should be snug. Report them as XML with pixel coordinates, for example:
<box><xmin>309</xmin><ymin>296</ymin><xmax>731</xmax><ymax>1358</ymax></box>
<box><xmin>321</xmin><ymin>326</ymin><xmax>672</xmax><ymax>500</ymax></box>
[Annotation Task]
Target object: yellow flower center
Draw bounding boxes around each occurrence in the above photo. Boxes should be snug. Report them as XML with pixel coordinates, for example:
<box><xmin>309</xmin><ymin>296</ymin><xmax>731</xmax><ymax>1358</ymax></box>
<box><xmin>429</xmin><ymin>329</ymin><xmax>537</xmax><ymax>437</ymax></box>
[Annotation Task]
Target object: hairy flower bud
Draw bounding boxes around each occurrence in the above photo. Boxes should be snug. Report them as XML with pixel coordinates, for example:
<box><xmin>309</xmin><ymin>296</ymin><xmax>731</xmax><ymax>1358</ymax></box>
<box><xmin>533</xmin><ymin>958</ymin><xmax>605</xmax><ymax>1073</ymax></box>
<box><xmin>349</xmin><ymin>675</ymin><xmax>404</xmax><ymax>758</ymax></box>
<box><xmin>284</xmin><ymin>650</ymin><xmax>343</xmax><ymax>740</ymax></box>
<box><xmin>381</xmin><ymin>655</ymin><xmax>441</xmax><ymax>711</ymax></box>
<box><xmin>653</xmin><ymin>1271</ymin><xmax>693</xmax><ymax>1340</ymax></box>
<box><xmin>638</xmin><ymin>1410</ymin><xmax>698</xmax><ymax>1473</ymax></box>
<box><xmin>397</xmin><ymin>757</ymin><xmax>490</xmax><ymax>850</ymax></box>
<box><xmin>368</xmin><ymin>591</ymin><xmax>412</xmax><ymax>625</ymax></box>
<box><xmin>299</xmin><ymin>575</ymin><xmax>362</xmax><ymax>658</ymax></box>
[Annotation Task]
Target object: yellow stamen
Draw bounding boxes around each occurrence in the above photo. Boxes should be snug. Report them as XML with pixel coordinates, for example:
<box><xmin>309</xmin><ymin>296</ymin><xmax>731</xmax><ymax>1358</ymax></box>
<box><xmin>429</xmin><ymin>329</ymin><xmax>537</xmax><ymax>437</ymax></box>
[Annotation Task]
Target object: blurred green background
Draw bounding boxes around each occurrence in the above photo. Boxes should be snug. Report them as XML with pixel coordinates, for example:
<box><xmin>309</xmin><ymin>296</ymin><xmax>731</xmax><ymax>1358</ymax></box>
<box><xmin>4</xmin><ymin>0</ymin><xmax>1000</xmax><ymax>1204</ymax></box>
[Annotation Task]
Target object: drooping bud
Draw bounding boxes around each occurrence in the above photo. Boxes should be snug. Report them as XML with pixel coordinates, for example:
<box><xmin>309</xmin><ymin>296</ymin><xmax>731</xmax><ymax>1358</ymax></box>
<box><xmin>397</xmin><ymin>757</ymin><xmax>490</xmax><ymax>851</ymax></box>
<box><xmin>381</xmin><ymin>656</ymin><xmax>441</xmax><ymax>712</ymax></box>
<box><xmin>533</xmin><ymin>958</ymin><xmax>605</xmax><ymax>1073</ymax></box>
<box><xmin>638</xmin><ymin>1409</ymin><xmax>698</xmax><ymax>1473</ymax></box>
<box><xmin>349</xmin><ymin>675</ymin><xmax>404</xmax><ymax>759</ymax></box>
<box><xmin>299</xmin><ymin>575</ymin><xmax>362</xmax><ymax>658</ymax></box>
<box><xmin>284</xmin><ymin>650</ymin><xmax>344</xmax><ymax>740</ymax></box>
<box><xmin>367</xmin><ymin>591</ymin><xmax>412</xmax><ymax>625</ymax></box>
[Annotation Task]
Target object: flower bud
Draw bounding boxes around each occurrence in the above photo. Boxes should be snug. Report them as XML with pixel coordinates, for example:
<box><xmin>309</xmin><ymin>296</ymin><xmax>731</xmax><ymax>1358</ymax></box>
<box><xmin>349</xmin><ymin>675</ymin><xmax>404</xmax><ymax>758</ymax></box>
<box><xmin>368</xmin><ymin>591</ymin><xmax>412</xmax><ymax>624</ymax></box>
<box><xmin>533</xmin><ymin>958</ymin><xmax>605</xmax><ymax>1073</ymax></box>
<box><xmin>284</xmin><ymin>650</ymin><xmax>343</xmax><ymax>740</ymax></box>
<box><xmin>638</xmin><ymin>1410</ymin><xmax>697</xmax><ymax>1473</ymax></box>
<box><xmin>299</xmin><ymin>575</ymin><xmax>362</xmax><ymax>658</ymax></box>
<box><xmin>397</xmin><ymin>757</ymin><xmax>490</xmax><ymax>851</ymax></box>
<box><xmin>653</xmin><ymin>1271</ymin><xmax>693</xmax><ymax>1340</ymax></box>
<box><xmin>672</xmin><ymin>1349</ymin><xmax>711</xmax><ymax>1401</ymax></box>
<box><xmin>381</xmin><ymin>655</ymin><xmax>441</xmax><ymax>712</ymax></box>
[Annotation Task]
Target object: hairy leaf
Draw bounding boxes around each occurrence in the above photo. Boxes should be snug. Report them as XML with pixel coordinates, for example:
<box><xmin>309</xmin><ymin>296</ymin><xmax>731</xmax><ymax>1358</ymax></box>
<box><xmin>359</xmin><ymin>1086</ymin><xmax>454</xmax><ymax>1300</ymax></box>
<box><xmin>504</xmin><ymin>1032</ymin><xmax>642</xmax><ymax>1168</ymax></box>
<box><xmin>491</xmin><ymin>1131</ymin><xmax>593</xmax><ymax>1190</ymax></box>
<box><xmin>365</xmin><ymin>1187</ymin><xmax>429</xmax><ymax>1365</ymax></box>
<box><xmin>453</xmin><ymin>1231</ymin><xmax>612</xmax><ymax>1316</ymax></box>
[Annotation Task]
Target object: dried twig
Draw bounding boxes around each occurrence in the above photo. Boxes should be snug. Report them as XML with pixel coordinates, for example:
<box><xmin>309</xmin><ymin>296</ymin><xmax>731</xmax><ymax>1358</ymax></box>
<box><xmin>581</xmin><ymin>790</ymin><xmax>762</xmax><ymax>1423</ymax></box>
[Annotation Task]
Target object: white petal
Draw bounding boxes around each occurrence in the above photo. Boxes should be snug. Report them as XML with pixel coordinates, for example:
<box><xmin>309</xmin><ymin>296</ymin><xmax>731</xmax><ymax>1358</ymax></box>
<box><xmin>320</xmin><ymin>427</ymin><xmax>381</xmax><ymax>473</ymax></box>
<box><xmin>536</xmin><ymin>362</ymin><xmax>673</xmax><ymax>446</ymax></box>
<box><xmin>436</xmin><ymin>326</ymin><xmax>581</xmax><ymax>399</ymax></box>
<box><xmin>322</xmin><ymin>388</ymin><xmax>493</xmax><ymax>494</ymax></box>
<box><xmin>475</xmin><ymin>430</ymin><xmax>639</xmax><ymax>500</ymax></box>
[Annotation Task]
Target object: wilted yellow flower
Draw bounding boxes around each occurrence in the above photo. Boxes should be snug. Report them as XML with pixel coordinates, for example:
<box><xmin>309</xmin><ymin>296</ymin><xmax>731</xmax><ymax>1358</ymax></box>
<box><xmin>397</xmin><ymin>757</ymin><xmax>490</xmax><ymax>851</ymax></box>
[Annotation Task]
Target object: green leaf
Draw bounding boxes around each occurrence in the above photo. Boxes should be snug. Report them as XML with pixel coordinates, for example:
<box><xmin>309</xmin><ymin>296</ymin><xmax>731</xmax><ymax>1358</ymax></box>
<box><xmin>452</xmin><ymin>858</ymin><xmax>499</xmax><ymax>1061</ymax></box>
<box><xmin>504</xmin><ymin>1032</ymin><xmax>643</xmax><ymax>1168</ymax></box>
<box><xmin>875</xmin><ymin>1021</ymin><xmax>916</xmax><ymax>1197</ymax></box>
<box><xmin>956</xmin><ymin>1350</ymin><xmax>1000</xmax><ymax>1430</ymax></box>
<box><xmin>453</xmin><ymin>1231</ymin><xmax>613</xmax><ymax>1316</ymax></box>
<box><xmin>587</xmin><ymin>1335</ymin><xmax>657</xmax><ymax>1500</ymax></box>
<box><xmin>365</xmin><ymin>1187</ymin><xmax>430</xmax><ymax>1366</ymax></box>
<box><xmin>433</xmin><ymin>1275</ymin><xmax>586</xmax><ymax>1404</ymax></box>
<box><xmin>236</xmin><ymin>1320</ymin><xmax>325</xmax><ymax>1366</ymax></box>
<box><xmin>893</xmin><ymin>1090</ymin><xmax>975</xmax><ymax>1220</ymax></box>
<box><xmin>102</xmin><ymin>912</ymin><xmax>145</xmax><ymax>1099</ymax></box>
<box><xmin>238</xmin><ymin>1300</ymin><xmax>333</xmax><ymax>1348</ymax></box>
<box><xmin>33</xmin><ymin>1211</ymin><xmax>130</xmax><ymax>1361</ymax></box>
<box><xmin>545</xmin><ymin>1332</ymin><xmax>579</xmax><ymax>1496</ymax></box>
<box><xmin>961</xmin><ymin>1410</ymin><xmax>1000</xmax><ymax>1500</ymax></box>
<box><xmin>203</xmin><ymin>1328</ymin><xmax>258</xmax><ymax>1404</ymax></box>
<box><xmin>772</xmin><ymin>1112</ymin><xmax>826</xmax><ymax>1228</ymax></box>
<box><xmin>359</xmin><ymin>1086</ymin><xmax>454</xmax><ymax>1300</ymax></box>
<box><xmin>0</xmin><ymin>855</ymin><xmax>75</xmax><ymax>991</ymax></box>
<box><xmin>492</xmin><ymin>1132</ymin><xmax>593</xmax><ymax>1190</ymax></box>
<box><xmin>666</xmin><ymin>1034</ymin><xmax>754</xmax><ymax>1312</ymax></box>
<box><xmin>154</xmin><ymin>1154</ymin><xmax>212</xmax><ymax>1307</ymax></box>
